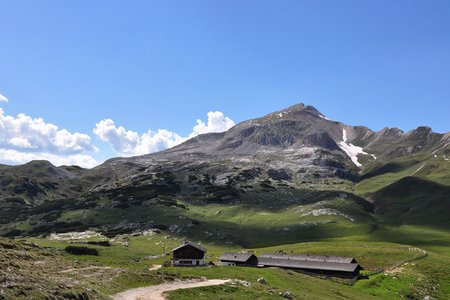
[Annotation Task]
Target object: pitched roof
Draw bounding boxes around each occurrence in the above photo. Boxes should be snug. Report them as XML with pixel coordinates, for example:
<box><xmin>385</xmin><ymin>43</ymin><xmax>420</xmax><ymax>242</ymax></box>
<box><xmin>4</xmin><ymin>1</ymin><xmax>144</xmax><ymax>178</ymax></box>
<box><xmin>171</xmin><ymin>241</ymin><xmax>207</xmax><ymax>253</ymax></box>
<box><xmin>220</xmin><ymin>252</ymin><xmax>256</xmax><ymax>262</ymax></box>
<box><xmin>260</xmin><ymin>253</ymin><xmax>356</xmax><ymax>264</ymax></box>
<box><xmin>257</xmin><ymin>257</ymin><xmax>361</xmax><ymax>272</ymax></box>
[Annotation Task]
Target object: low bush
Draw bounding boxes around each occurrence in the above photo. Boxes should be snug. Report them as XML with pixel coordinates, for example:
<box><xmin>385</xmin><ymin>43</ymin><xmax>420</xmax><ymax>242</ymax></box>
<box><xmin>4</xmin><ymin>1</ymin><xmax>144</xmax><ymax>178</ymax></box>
<box><xmin>65</xmin><ymin>246</ymin><xmax>99</xmax><ymax>256</ymax></box>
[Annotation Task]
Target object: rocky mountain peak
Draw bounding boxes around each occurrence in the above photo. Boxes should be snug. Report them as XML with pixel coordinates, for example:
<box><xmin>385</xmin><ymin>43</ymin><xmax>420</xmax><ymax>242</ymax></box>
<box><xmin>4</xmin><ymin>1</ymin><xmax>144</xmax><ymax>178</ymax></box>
<box><xmin>407</xmin><ymin>126</ymin><xmax>432</xmax><ymax>135</ymax></box>
<box><xmin>254</xmin><ymin>103</ymin><xmax>325</xmax><ymax>124</ymax></box>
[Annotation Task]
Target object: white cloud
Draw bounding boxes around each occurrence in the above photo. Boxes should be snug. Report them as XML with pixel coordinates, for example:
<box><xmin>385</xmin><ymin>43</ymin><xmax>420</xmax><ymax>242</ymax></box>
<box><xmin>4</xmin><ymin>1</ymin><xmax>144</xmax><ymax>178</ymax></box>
<box><xmin>0</xmin><ymin>108</ymin><xmax>97</xmax><ymax>154</ymax></box>
<box><xmin>0</xmin><ymin>108</ymin><xmax>99</xmax><ymax>168</ymax></box>
<box><xmin>92</xmin><ymin>119</ymin><xmax>140</xmax><ymax>155</ymax></box>
<box><xmin>0</xmin><ymin>149</ymin><xmax>99</xmax><ymax>168</ymax></box>
<box><xmin>134</xmin><ymin>129</ymin><xmax>185</xmax><ymax>155</ymax></box>
<box><xmin>94</xmin><ymin>111</ymin><xmax>235</xmax><ymax>156</ymax></box>
<box><xmin>189</xmin><ymin>111</ymin><xmax>235</xmax><ymax>138</ymax></box>
<box><xmin>0</xmin><ymin>94</ymin><xmax>8</xmax><ymax>102</ymax></box>
<box><xmin>8</xmin><ymin>137</ymin><xmax>35</xmax><ymax>149</ymax></box>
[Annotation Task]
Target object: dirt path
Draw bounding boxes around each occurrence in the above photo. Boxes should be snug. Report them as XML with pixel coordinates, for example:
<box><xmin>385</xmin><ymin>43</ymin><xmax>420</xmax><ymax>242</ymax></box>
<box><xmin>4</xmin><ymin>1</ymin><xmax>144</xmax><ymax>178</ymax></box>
<box><xmin>113</xmin><ymin>278</ymin><xmax>231</xmax><ymax>300</ymax></box>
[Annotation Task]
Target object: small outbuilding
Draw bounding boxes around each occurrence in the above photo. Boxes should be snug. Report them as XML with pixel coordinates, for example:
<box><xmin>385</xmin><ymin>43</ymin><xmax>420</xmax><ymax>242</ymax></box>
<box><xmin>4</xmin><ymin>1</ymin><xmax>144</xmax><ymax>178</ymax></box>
<box><xmin>219</xmin><ymin>252</ymin><xmax>258</xmax><ymax>266</ymax></box>
<box><xmin>171</xmin><ymin>241</ymin><xmax>207</xmax><ymax>266</ymax></box>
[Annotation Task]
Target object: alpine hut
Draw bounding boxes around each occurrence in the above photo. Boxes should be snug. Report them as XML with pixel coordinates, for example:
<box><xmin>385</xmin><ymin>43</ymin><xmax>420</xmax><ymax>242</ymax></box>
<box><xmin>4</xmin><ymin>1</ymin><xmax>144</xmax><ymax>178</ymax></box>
<box><xmin>171</xmin><ymin>241</ymin><xmax>207</xmax><ymax>266</ymax></box>
<box><xmin>219</xmin><ymin>252</ymin><xmax>258</xmax><ymax>266</ymax></box>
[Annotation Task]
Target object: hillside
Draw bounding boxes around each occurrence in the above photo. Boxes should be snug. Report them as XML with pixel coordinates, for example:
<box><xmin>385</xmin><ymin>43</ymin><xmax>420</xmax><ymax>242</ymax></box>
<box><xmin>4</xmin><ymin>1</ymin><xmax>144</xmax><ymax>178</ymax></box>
<box><xmin>1</xmin><ymin>103</ymin><xmax>449</xmax><ymax>299</ymax></box>
<box><xmin>0</xmin><ymin>103</ymin><xmax>448</xmax><ymax>239</ymax></box>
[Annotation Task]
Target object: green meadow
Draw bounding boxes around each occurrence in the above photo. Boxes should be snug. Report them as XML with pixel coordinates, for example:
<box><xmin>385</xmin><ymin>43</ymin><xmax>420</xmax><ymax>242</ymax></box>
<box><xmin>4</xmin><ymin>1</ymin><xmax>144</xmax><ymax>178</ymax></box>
<box><xmin>21</xmin><ymin>217</ymin><xmax>450</xmax><ymax>299</ymax></box>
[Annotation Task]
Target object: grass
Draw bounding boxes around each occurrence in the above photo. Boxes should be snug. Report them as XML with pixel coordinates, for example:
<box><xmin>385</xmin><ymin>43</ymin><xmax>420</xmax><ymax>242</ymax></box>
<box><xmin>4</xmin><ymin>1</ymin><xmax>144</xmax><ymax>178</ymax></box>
<box><xmin>22</xmin><ymin>222</ymin><xmax>450</xmax><ymax>299</ymax></box>
<box><xmin>356</xmin><ymin>154</ymin><xmax>450</xmax><ymax>194</ymax></box>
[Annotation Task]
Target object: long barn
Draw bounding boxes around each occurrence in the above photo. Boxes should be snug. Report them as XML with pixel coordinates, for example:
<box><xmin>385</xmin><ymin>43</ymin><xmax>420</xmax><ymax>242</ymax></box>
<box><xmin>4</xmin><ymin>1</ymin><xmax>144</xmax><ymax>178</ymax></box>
<box><xmin>219</xmin><ymin>252</ymin><xmax>362</xmax><ymax>279</ymax></box>
<box><xmin>259</xmin><ymin>253</ymin><xmax>357</xmax><ymax>264</ymax></box>
<box><xmin>257</xmin><ymin>256</ymin><xmax>362</xmax><ymax>278</ymax></box>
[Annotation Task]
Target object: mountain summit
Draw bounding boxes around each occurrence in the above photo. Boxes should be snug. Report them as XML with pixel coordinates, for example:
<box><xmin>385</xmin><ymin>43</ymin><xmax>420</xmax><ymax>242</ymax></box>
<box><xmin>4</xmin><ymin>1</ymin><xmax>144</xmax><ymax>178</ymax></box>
<box><xmin>153</xmin><ymin>103</ymin><xmax>448</xmax><ymax>166</ymax></box>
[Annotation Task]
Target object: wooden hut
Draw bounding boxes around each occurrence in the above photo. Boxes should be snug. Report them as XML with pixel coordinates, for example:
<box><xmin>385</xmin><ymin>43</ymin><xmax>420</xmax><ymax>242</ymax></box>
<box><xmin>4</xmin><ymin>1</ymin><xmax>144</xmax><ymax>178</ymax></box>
<box><xmin>219</xmin><ymin>252</ymin><xmax>258</xmax><ymax>266</ymax></box>
<box><xmin>171</xmin><ymin>241</ymin><xmax>207</xmax><ymax>266</ymax></box>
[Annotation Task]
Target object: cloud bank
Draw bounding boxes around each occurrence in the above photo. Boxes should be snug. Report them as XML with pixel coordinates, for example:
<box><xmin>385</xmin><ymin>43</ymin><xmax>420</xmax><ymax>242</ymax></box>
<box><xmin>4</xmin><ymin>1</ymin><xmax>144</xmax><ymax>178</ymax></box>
<box><xmin>0</xmin><ymin>149</ymin><xmax>98</xmax><ymax>168</ymax></box>
<box><xmin>94</xmin><ymin>111</ymin><xmax>235</xmax><ymax>156</ymax></box>
<box><xmin>0</xmin><ymin>103</ymin><xmax>234</xmax><ymax>168</ymax></box>
<box><xmin>0</xmin><ymin>108</ymin><xmax>99</xmax><ymax>168</ymax></box>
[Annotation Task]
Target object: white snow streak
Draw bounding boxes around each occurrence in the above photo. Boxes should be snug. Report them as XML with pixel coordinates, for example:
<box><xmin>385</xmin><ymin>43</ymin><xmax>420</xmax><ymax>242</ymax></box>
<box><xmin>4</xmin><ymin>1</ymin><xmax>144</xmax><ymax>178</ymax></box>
<box><xmin>319</xmin><ymin>114</ymin><xmax>331</xmax><ymax>121</ymax></box>
<box><xmin>338</xmin><ymin>129</ymin><xmax>371</xmax><ymax>167</ymax></box>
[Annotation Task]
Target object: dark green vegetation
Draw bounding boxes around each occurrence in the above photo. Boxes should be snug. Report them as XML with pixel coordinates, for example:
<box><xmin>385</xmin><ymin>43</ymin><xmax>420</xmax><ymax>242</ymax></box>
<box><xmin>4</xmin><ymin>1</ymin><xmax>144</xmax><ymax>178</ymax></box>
<box><xmin>65</xmin><ymin>245</ymin><xmax>99</xmax><ymax>256</ymax></box>
<box><xmin>0</xmin><ymin>104</ymin><xmax>449</xmax><ymax>299</ymax></box>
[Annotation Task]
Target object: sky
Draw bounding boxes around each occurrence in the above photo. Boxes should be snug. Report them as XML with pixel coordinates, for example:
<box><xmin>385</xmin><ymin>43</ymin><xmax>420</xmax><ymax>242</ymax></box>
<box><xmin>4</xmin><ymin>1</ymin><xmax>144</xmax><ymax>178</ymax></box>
<box><xmin>1</xmin><ymin>0</ymin><xmax>449</xmax><ymax>168</ymax></box>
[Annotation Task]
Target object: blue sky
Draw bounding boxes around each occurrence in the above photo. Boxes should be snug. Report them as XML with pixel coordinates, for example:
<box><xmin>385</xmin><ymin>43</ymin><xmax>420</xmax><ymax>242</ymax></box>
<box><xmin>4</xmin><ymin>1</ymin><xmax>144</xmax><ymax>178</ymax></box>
<box><xmin>1</xmin><ymin>1</ymin><xmax>449</xmax><ymax>167</ymax></box>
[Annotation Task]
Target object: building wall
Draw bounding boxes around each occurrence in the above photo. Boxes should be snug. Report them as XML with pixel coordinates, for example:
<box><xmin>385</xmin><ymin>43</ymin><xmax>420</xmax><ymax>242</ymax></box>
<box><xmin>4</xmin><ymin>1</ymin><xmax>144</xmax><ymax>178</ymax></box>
<box><xmin>173</xmin><ymin>258</ymin><xmax>205</xmax><ymax>266</ymax></box>
<box><xmin>220</xmin><ymin>260</ymin><xmax>258</xmax><ymax>267</ymax></box>
<box><xmin>294</xmin><ymin>268</ymin><xmax>360</xmax><ymax>278</ymax></box>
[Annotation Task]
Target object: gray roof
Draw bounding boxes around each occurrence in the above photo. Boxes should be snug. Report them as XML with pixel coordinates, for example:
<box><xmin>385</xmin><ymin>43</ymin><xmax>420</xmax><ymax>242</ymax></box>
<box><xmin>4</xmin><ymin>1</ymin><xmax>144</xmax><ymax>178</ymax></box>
<box><xmin>171</xmin><ymin>241</ymin><xmax>207</xmax><ymax>253</ymax></box>
<box><xmin>220</xmin><ymin>252</ymin><xmax>256</xmax><ymax>262</ymax></box>
<box><xmin>257</xmin><ymin>257</ymin><xmax>361</xmax><ymax>272</ymax></box>
<box><xmin>260</xmin><ymin>253</ymin><xmax>356</xmax><ymax>264</ymax></box>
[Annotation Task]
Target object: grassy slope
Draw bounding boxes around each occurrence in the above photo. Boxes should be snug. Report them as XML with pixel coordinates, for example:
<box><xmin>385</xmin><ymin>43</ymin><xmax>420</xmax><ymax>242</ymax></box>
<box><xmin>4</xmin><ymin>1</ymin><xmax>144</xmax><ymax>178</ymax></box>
<box><xmin>373</xmin><ymin>177</ymin><xmax>450</xmax><ymax>228</ymax></box>
<box><xmin>355</xmin><ymin>154</ymin><xmax>450</xmax><ymax>194</ymax></box>
<box><xmin>22</xmin><ymin>221</ymin><xmax>450</xmax><ymax>299</ymax></box>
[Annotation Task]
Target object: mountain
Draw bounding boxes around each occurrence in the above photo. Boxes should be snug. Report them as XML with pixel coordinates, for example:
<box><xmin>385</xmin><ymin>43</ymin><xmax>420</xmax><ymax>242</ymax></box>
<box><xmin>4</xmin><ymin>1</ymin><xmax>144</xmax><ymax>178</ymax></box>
<box><xmin>0</xmin><ymin>103</ymin><xmax>449</xmax><ymax>243</ymax></box>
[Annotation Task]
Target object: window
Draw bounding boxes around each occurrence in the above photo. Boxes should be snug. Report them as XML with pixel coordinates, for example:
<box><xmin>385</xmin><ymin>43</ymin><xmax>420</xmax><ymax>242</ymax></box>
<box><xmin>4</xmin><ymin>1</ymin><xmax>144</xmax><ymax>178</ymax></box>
<box><xmin>178</xmin><ymin>260</ymin><xmax>193</xmax><ymax>264</ymax></box>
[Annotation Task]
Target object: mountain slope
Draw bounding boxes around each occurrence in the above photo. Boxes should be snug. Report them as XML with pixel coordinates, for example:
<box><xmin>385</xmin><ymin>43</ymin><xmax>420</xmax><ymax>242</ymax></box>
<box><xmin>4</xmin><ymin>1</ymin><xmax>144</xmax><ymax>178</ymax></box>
<box><xmin>374</xmin><ymin>177</ymin><xmax>450</xmax><ymax>228</ymax></box>
<box><xmin>0</xmin><ymin>103</ymin><xmax>449</xmax><ymax>240</ymax></box>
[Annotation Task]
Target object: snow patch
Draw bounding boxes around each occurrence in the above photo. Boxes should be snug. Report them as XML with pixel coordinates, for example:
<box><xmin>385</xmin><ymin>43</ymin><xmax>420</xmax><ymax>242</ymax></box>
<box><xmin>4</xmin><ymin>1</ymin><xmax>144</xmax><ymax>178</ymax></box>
<box><xmin>337</xmin><ymin>129</ymin><xmax>373</xmax><ymax>167</ymax></box>
<box><xmin>319</xmin><ymin>114</ymin><xmax>331</xmax><ymax>121</ymax></box>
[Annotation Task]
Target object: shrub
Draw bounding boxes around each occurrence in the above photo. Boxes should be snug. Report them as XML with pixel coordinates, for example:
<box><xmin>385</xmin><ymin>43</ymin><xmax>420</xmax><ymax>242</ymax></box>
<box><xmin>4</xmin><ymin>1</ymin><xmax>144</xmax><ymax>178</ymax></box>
<box><xmin>65</xmin><ymin>246</ymin><xmax>99</xmax><ymax>256</ymax></box>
